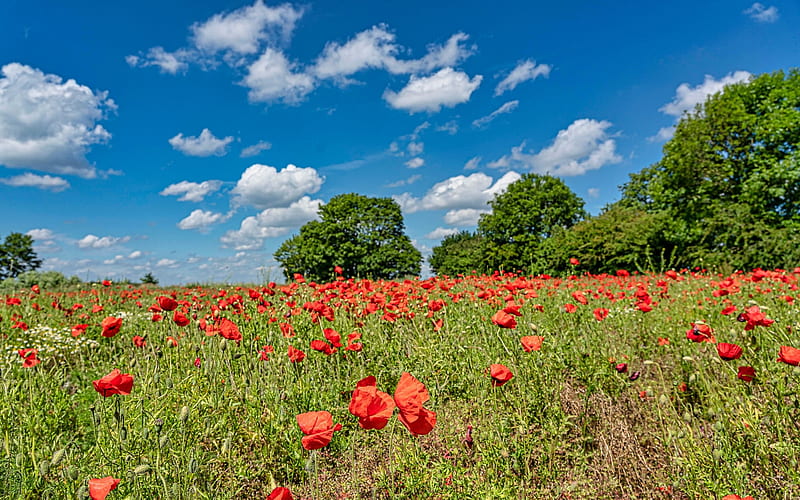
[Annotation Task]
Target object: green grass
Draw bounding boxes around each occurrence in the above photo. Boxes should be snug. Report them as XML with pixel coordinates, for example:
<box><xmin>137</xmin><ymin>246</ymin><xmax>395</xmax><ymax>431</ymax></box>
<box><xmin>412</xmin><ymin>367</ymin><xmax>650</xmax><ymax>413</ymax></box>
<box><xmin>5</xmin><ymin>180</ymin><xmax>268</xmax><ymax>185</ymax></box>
<box><xmin>1</xmin><ymin>271</ymin><xmax>799</xmax><ymax>499</ymax></box>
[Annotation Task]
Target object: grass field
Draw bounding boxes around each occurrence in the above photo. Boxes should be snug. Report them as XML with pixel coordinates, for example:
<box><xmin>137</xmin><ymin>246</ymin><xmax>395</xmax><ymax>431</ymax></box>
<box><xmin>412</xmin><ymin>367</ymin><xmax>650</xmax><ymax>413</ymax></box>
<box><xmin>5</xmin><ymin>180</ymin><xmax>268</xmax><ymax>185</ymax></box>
<box><xmin>1</xmin><ymin>268</ymin><xmax>799</xmax><ymax>499</ymax></box>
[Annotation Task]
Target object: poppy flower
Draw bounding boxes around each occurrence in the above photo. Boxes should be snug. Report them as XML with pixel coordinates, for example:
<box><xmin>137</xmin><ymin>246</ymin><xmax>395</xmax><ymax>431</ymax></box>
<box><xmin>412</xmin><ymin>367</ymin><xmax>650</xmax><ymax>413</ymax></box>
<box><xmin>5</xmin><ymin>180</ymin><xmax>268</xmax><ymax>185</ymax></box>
<box><xmin>267</xmin><ymin>487</ymin><xmax>293</xmax><ymax>500</ymax></box>
<box><xmin>520</xmin><ymin>335</ymin><xmax>544</xmax><ymax>352</ymax></box>
<box><xmin>593</xmin><ymin>308</ymin><xmax>609</xmax><ymax>321</ymax></box>
<box><xmin>685</xmin><ymin>322</ymin><xmax>715</xmax><ymax>343</ymax></box>
<box><xmin>156</xmin><ymin>295</ymin><xmax>178</xmax><ymax>311</ymax></box>
<box><xmin>489</xmin><ymin>364</ymin><xmax>513</xmax><ymax>387</ymax></box>
<box><xmin>615</xmin><ymin>363</ymin><xmax>628</xmax><ymax>373</ymax></box>
<box><xmin>72</xmin><ymin>324</ymin><xmax>88</xmax><ymax>337</ymax></box>
<box><xmin>737</xmin><ymin>366</ymin><xmax>755</xmax><ymax>382</ymax></box>
<box><xmin>721</xmin><ymin>495</ymin><xmax>754</xmax><ymax>500</ymax></box>
<box><xmin>101</xmin><ymin>317</ymin><xmax>123</xmax><ymax>338</ymax></box>
<box><xmin>172</xmin><ymin>311</ymin><xmax>190</xmax><ymax>327</ymax></box>
<box><xmin>310</xmin><ymin>339</ymin><xmax>336</xmax><ymax>355</ymax></box>
<box><xmin>279</xmin><ymin>322</ymin><xmax>295</xmax><ymax>338</ymax></box>
<box><xmin>287</xmin><ymin>345</ymin><xmax>305</xmax><ymax>363</ymax></box>
<box><xmin>296</xmin><ymin>411</ymin><xmax>341</xmax><ymax>450</ymax></box>
<box><xmin>348</xmin><ymin>376</ymin><xmax>396</xmax><ymax>430</ymax></box>
<box><xmin>132</xmin><ymin>336</ymin><xmax>146</xmax><ymax>348</ymax></box>
<box><xmin>394</xmin><ymin>372</ymin><xmax>437</xmax><ymax>436</ymax></box>
<box><xmin>491</xmin><ymin>310</ymin><xmax>517</xmax><ymax>329</ymax></box>
<box><xmin>18</xmin><ymin>348</ymin><xmax>40</xmax><ymax>368</ymax></box>
<box><xmin>777</xmin><ymin>345</ymin><xmax>800</xmax><ymax>366</ymax></box>
<box><xmin>569</xmin><ymin>258</ymin><xmax>580</xmax><ymax>265</ymax></box>
<box><xmin>716</xmin><ymin>342</ymin><xmax>743</xmax><ymax>361</ymax></box>
<box><xmin>93</xmin><ymin>369</ymin><xmax>134</xmax><ymax>397</ymax></box>
<box><xmin>323</xmin><ymin>328</ymin><xmax>342</xmax><ymax>347</ymax></box>
<box><xmin>738</xmin><ymin>305</ymin><xmax>775</xmax><ymax>330</ymax></box>
<box><xmin>564</xmin><ymin>303</ymin><xmax>577</xmax><ymax>313</ymax></box>
<box><xmin>88</xmin><ymin>476</ymin><xmax>120</xmax><ymax>500</ymax></box>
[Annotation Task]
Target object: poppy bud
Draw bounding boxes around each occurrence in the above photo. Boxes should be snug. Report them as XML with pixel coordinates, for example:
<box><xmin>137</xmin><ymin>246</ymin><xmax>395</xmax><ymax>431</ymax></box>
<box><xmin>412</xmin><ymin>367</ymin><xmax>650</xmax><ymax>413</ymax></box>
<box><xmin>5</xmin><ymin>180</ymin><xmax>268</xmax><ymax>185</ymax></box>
<box><xmin>615</xmin><ymin>363</ymin><xmax>628</xmax><ymax>373</ymax></box>
<box><xmin>629</xmin><ymin>371</ymin><xmax>641</xmax><ymax>381</ymax></box>
<box><xmin>180</xmin><ymin>406</ymin><xmax>190</xmax><ymax>424</ymax></box>
<box><xmin>133</xmin><ymin>464</ymin><xmax>151</xmax><ymax>475</ymax></box>
<box><xmin>50</xmin><ymin>449</ymin><xmax>66</xmax><ymax>467</ymax></box>
<box><xmin>38</xmin><ymin>459</ymin><xmax>50</xmax><ymax>476</ymax></box>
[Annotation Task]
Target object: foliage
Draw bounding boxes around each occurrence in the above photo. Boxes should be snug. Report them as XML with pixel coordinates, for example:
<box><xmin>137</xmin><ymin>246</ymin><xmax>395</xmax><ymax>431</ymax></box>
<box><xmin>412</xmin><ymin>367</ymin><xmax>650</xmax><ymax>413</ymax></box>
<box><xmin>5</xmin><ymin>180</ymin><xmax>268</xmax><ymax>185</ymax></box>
<box><xmin>0</xmin><ymin>232</ymin><xmax>42</xmax><ymax>280</ymax></box>
<box><xmin>1</xmin><ymin>270</ymin><xmax>82</xmax><ymax>291</ymax></box>
<box><xmin>621</xmin><ymin>69</ymin><xmax>800</xmax><ymax>268</ymax></box>
<box><xmin>427</xmin><ymin>231</ymin><xmax>484</xmax><ymax>276</ymax></box>
<box><xmin>478</xmin><ymin>173</ymin><xmax>586</xmax><ymax>273</ymax></box>
<box><xmin>275</xmin><ymin>193</ymin><xmax>421</xmax><ymax>281</ymax></box>
<box><xmin>542</xmin><ymin>203</ymin><xmax>679</xmax><ymax>275</ymax></box>
<box><xmin>140</xmin><ymin>272</ymin><xmax>159</xmax><ymax>285</ymax></box>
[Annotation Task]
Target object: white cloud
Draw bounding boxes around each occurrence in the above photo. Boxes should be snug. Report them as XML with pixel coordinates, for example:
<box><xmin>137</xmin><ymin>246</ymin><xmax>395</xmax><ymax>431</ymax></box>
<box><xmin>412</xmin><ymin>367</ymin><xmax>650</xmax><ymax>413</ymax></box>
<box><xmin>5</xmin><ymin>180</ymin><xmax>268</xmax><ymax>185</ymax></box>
<box><xmin>659</xmin><ymin>71</ymin><xmax>752</xmax><ymax>118</ymax></box>
<box><xmin>436</xmin><ymin>120</ymin><xmax>458</xmax><ymax>135</ymax></box>
<box><xmin>744</xmin><ymin>3</ymin><xmax>779</xmax><ymax>22</ymax></box>
<box><xmin>489</xmin><ymin>119</ymin><xmax>621</xmax><ymax>176</ymax></box>
<box><xmin>125</xmin><ymin>47</ymin><xmax>192</xmax><ymax>74</ymax></box>
<box><xmin>464</xmin><ymin>156</ymin><xmax>481</xmax><ymax>170</ymax></box>
<box><xmin>232</xmin><ymin>163</ymin><xmax>324</xmax><ymax>209</ymax></box>
<box><xmin>177</xmin><ymin>209</ymin><xmax>231</xmax><ymax>231</ymax></box>
<box><xmin>312</xmin><ymin>26</ymin><xmax>473</xmax><ymax>81</ymax></box>
<box><xmin>385</xmin><ymin>174</ymin><xmax>422</xmax><ymax>188</ymax></box>
<box><xmin>242</xmin><ymin>48</ymin><xmax>316</xmax><ymax>104</ymax></box>
<box><xmin>168</xmin><ymin>128</ymin><xmax>234</xmax><ymax>157</ymax></box>
<box><xmin>26</xmin><ymin>228</ymin><xmax>56</xmax><ymax>241</ymax></box>
<box><xmin>0</xmin><ymin>63</ymin><xmax>115</xmax><ymax>178</ymax></box>
<box><xmin>587</xmin><ymin>188</ymin><xmax>600</xmax><ymax>198</ymax></box>
<box><xmin>191</xmin><ymin>0</ymin><xmax>304</xmax><ymax>56</ymax></box>
<box><xmin>240</xmin><ymin>140</ymin><xmax>272</xmax><ymax>157</ymax></box>
<box><xmin>0</xmin><ymin>173</ymin><xmax>70</xmax><ymax>192</ymax></box>
<box><xmin>384</xmin><ymin>68</ymin><xmax>482</xmax><ymax>113</ymax></box>
<box><xmin>221</xmin><ymin>196</ymin><xmax>322</xmax><ymax>250</ymax></box>
<box><xmin>444</xmin><ymin>208</ymin><xmax>487</xmax><ymax>227</ymax></box>
<box><xmin>156</xmin><ymin>258</ymin><xmax>178</xmax><ymax>268</ymax></box>
<box><xmin>395</xmin><ymin>171</ymin><xmax>520</xmax><ymax>213</ymax></box>
<box><xmin>648</xmin><ymin>126</ymin><xmax>675</xmax><ymax>142</ymax></box>
<box><xmin>407</xmin><ymin>141</ymin><xmax>424</xmax><ymax>155</ymax></box>
<box><xmin>159</xmin><ymin>180</ymin><xmax>223</xmax><ymax>202</ymax></box>
<box><xmin>495</xmin><ymin>59</ymin><xmax>551</xmax><ymax>96</ymax></box>
<box><xmin>472</xmin><ymin>100</ymin><xmax>519</xmax><ymax>128</ymax></box>
<box><xmin>77</xmin><ymin>234</ymin><xmax>131</xmax><ymax>249</ymax></box>
<box><xmin>405</xmin><ymin>157</ymin><xmax>425</xmax><ymax>169</ymax></box>
<box><xmin>128</xmin><ymin>250</ymin><xmax>143</xmax><ymax>259</ymax></box>
<box><xmin>425</xmin><ymin>227</ymin><xmax>460</xmax><ymax>239</ymax></box>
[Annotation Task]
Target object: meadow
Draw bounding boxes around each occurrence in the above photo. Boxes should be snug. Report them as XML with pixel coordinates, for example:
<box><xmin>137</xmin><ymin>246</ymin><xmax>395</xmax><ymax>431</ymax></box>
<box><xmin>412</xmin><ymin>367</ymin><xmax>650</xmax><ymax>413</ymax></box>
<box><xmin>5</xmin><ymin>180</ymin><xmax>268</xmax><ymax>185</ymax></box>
<box><xmin>1</xmin><ymin>268</ymin><xmax>799</xmax><ymax>499</ymax></box>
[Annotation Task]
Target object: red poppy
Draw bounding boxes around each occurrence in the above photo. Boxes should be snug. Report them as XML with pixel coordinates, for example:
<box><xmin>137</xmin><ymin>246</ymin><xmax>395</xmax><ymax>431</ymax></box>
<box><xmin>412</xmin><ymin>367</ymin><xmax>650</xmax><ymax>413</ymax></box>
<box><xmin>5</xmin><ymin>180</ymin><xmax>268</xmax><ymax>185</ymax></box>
<box><xmin>18</xmin><ymin>348</ymin><xmax>40</xmax><ymax>368</ymax></box>
<box><xmin>172</xmin><ymin>311</ymin><xmax>190</xmax><ymax>327</ymax></box>
<box><xmin>491</xmin><ymin>310</ymin><xmax>517</xmax><ymax>329</ymax></box>
<box><xmin>564</xmin><ymin>303</ymin><xmax>577</xmax><ymax>313</ymax></box>
<box><xmin>571</xmin><ymin>291</ymin><xmax>588</xmax><ymax>305</ymax></box>
<box><xmin>569</xmin><ymin>258</ymin><xmax>580</xmax><ymax>265</ymax></box>
<box><xmin>296</xmin><ymin>411</ymin><xmax>341</xmax><ymax>450</ymax></box>
<box><xmin>31</xmin><ymin>284</ymin><xmax>40</xmax><ymax>294</ymax></box>
<box><xmin>489</xmin><ymin>364</ymin><xmax>513</xmax><ymax>387</ymax></box>
<box><xmin>310</xmin><ymin>339</ymin><xmax>335</xmax><ymax>355</ymax></box>
<box><xmin>685</xmin><ymin>322</ymin><xmax>715</xmax><ymax>343</ymax></box>
<box><xmin>737</xmin><ymin>366</ymin><xmax>755</xmax><ymax>382</ymax></box>
<box><xmin>92</xmin><ymin>369</ymin><xmax>134</xmax><ymax>397</ymax></box>
<box><xmin>217</xmin><ymin>318</ymin><xmax>242</xmax><ymax>341</ymax></box>
<box><xmin>349</xmin><ymin>376</ymin><xmax>396</xmax><ymax>430</ymax></box>
<box><xmin>777</xmin><ymin>345</ymin><xmax>800</xmax><ymax>366</ymax></box>
<box><xmin>287</xmin><ymin>345</ymin><xmax>305</xmax><ymax>363</ymax></box>
<box><xmin>156</xmin><ymin>295</ymin><xmax>178</xmax><ymax>311</ymax></box>
<box><xmin>394</xmin><ymin>372</ymin><xmax>437</xmax><ymax>436</ymax></box>
<box><xmin>165</xmin><ymin>336</ymin><xmax>178</xmax><ymax>347</ymax></box>
<box><xmin>279</xmin><ymin>322</ymin><xmax>295</xmax><ymax>338</ymax></box>
<box><xmin>720</xmin><ymin>305</ymin><xmax>737</xmax><ymax>316</ymax></box>
<box><xmin>101</xmin><ymin>317</ymin><xmax>123</xmax><ymax>338</ymax></box>
<box><xmin>721</xmin><ymin>495</ymin><xmax>754</xmax><ymax>500</ymax></box>
<box><xmin>738</xmin><ymin>305</ymin><xmax>775</xmax><ymax>330</ymax></box>
<box><xmin>267</xmin><ymin>487</ymin><xmax>293</xmax><ymax>500</ymax></box>
<box><xmin>615</xmin><ymin>363</ymin><xmax>628</xmax><ymax>373</ymax></box>
<box><xmin>658</xmin><ymin>337</ymin><xmax>670</xmax><ymax>346</ymax></box>
<box><xmin>88</xmin><ymin>476</ymin><xmax>120</xmax><ymax>500</ymax></box>
<box><xmin>132</xmin><ymin>336</ymin><xmax>146</xmax><ymax>348</ymax></box>
<box><xmin>72</xmin><ymin>324</ymin><xmax>88</xmax><ymax>337</ymax></box>
<box><xmin>716</xmin><ymin>342</ymin><xmax>742</xmax><ymax>361</ymax></box>
<box><xmin>520</xmin><ymin>335</ymin><xmax>544</xmax><ymax>352</ymax></box>
<box><xmin>323</xmin><ymin>328</ymin><xmax>342</xmax><ymax>347</ymax></box>
<box><xmin>333</xmin><ymin>265</ymin><xmax>343</xmax><ymax>275</ymax></box>
<box><xmin>593</xmin><ymin>308</ymin><xmax>609</xmax><ymax>321</ymax></box>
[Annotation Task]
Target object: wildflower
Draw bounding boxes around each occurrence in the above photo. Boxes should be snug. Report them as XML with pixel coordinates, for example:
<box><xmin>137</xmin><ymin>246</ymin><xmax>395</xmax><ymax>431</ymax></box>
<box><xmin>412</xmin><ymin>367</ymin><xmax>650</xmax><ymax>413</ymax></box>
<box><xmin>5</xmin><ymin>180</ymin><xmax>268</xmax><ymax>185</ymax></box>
<box><xmin>737</xmin><ymin>305</ymin><xmax>774</xmax><ymax>330</ymax></box>
<box><xmin>18</xmin><ymin>348</ymin><xmax>40</xmax><ymax>368</ymax></box>
<box><xmin>267</xmin><ymin>487</ymin><xmax>293</xmax><ymax>500</ymax></box>
<box><xmin>489</xmin><ymin>364</ymin><xmax>513</xmax><ymax>387</ymax></box>
<box><xmin>593</xmin><ymin>308</ymin><xmax>609</xmax><ymax>321</ymax></box>
<box><xmin>72</xmin><ymin>324</ymin><xmax>88</xmax><ymax>337</ymax></box>
<box><xmin>716</xmin><ymin>342</ymin><xmax>743</xmax><ymax>361</ymax></box>
<box><xmin>615</xmin><ymin>363</ymin><xmax>628</xmax><ymax>373</ymax></box>
<box><xmin>92</xmin><ymin>369</ymin><xmax>134</xmax><ymax>397</ymax></box>
<box><xmin>520</xmin><ymin>335</ymin><xmax>544</xmax><ymax>352</ymax></box>
<box><xmin>323</xmin><ymin>328</ymin><xmax>342</xmax><ymax>347</ymax></box>
<box><xmin>564</xmin><ymin>303</ymin><xmax>577</xmax><ymax>313</ymax></box>
<box><xmin>348</xmin><ymin>376</ymin><xmax>396</xmax><ymax>430</ymax></box>
<box><xmin>165</xmin><ymin>336</ymin><xmax>178</xmax><ymax>347</ymax></box>
<box><xmin>685</xmin><ymin>322</ymin><xmax>715</xmax><ymax>343</ymax></box>
<box><xmin>101</xmin><ymin>317</ymin><xmax>123</xmax><ymax>338</ymax></box>
<box><xmin>721</xmin><ymin>495</ymin><xmax>754</xmax><ymax>500</ymax></box>
<box><xmin>569</xmin><ymin>258</ymin><xmax>580</xmax><ymax>265</ymax></box>
<box><xmin>287</xmin><ymin>345</ymin><xmax>305</xmax><ymax>363</ymax></box>
<box><xmin>88</xmin><ymin>476</ymin><xmax>120</xmax><ymax>500</ymax></box>
<box><xmin>777</xmin><ymin>346</ymin><xmax>800</xmax><ymax>366</ymax></box>
<box><xmin>132</xmin><ymin>336</ymin><xmax>146</xmax><ymax>348</ymax></box>
<box><xmin>156</xmin><ymin>296</ymin><xmax>178</xmax><ymax>311</ymax></box>
<box><xmin>491</xmin><ymin>310</ymin><xmax>517</xmax><ymax>329</ymax></box>
<box><xmin>172</xmin><ymin>311</ymin><xmax>190</xmax><ymax>327</ymax></box>
<box><xmin>394</xmin><ymin>372</ymin><xmax>437</xmax><ymax>436</ymax></box>
<box><xmin>737</xmin><ymin>366</ymin><xmax>755</xmax><ymax>382</ymax></box>
<box><xmin>296</xmin><ymin>411</ymin><xmax>341</xmax><ymax>450</ymax></box>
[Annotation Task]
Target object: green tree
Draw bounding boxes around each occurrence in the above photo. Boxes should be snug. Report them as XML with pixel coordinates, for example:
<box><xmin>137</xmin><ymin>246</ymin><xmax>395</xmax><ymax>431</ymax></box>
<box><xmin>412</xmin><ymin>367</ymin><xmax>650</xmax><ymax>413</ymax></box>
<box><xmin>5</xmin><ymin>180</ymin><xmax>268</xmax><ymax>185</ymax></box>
<box><xmin>478</xmin><ymin>173</ymin><xmax>586</xmax><ymax>273</ymax></box>
<box><xmin>274</xmin><ymin>193</ymin><xmax>421</xmax><ymax>281</ymax></box>
<box><xmin>428</xmin><ymin>231</ymin><xmax>484</xmax><ymax>276</ymax></box>
<box><xmin>0</xmin><ymin>232</ymin><xmax>42</xmax><ymax>280</ymax></box>
<box><xmin>621</xmin><ymin>69</ymin><xmax>800</xmax><ymax>269</ymax></box>
<box><xmin>140</xmin><ymin>272</ymin><xmax>159</xmax><ymax>285</ymax></box>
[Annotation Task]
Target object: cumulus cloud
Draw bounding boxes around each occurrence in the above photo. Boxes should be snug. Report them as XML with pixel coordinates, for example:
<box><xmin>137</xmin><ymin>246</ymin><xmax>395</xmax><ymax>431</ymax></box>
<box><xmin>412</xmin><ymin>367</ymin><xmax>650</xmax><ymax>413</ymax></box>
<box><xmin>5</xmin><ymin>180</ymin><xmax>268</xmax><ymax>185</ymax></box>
<box><xmin>425</xmin><ymin>227</ymin><xmax>460</xmax><ymax>239</ymax></box>
<box><xmin>125</xmin><ymin>47</ymin><xmax>192</xmax><ymax>74</ymax></box>
<box><xmin>26</xmin><ymin>228</ymin><xmax>56</xmax><ymax>241</ymax></box>
<box><xmin>191</xmin><ymin>0</ymin><xmax>304</xmax><ymax>56</ymax></box>
<box><xmin>405</xmin><ymin>157</ymin><xmax>424</xmax><ymax>169</ymax></box>
<box><xmin>444</xmin><ymin>208</ymin><xmax>487</xmax><ymax>227</ymax></box>
<box><xmin>395</xmin><ymin>171</ymin><xmax>520</xmax><ymax>213</ymax></box>
<box><xmin>495</xmin><ymin>59</ymin><xmax>551</xmax><ymax>96</ymax></box>
<box><xmin>0</xmin><ymin>173</ymin><xmax>70</xmax><ymax>192</ymax></box>
<box><xmin>384</xmin><ymin>68</ymin><xmax>482</xmax><ymax>113</ymax></box>
<box><xmin>221</xmin><ymin>196</ymin><xmax>322</xmax><ymax>250</ymax></box>
<box><xmin>472</xmin><ymin>100</ymin><xmax>519</xmax><ymax>128</ymax></box>
<box><xmin>385</xmin><ymin>174</ymin><xmax>422</xmax><ymax>188</ymax></box>
<box><xmin>242</xmin><ymin>48</ymin><xmax>316</xmax><ymax>104</ymax></box>
<box><xmin>651</xmin><ymin>71</ymin><xmax>752</xmax><ymax>142</ymax></box>
<box><xmin>168</xmin><ymin>128</ymin><xmax>234</xmax><ymax>157</ymax></box>
<box><xmin>0</xmin><ymin>63</ymin><xmax>115</xmax><ymax>179</ymax></box>
<box><xmin>436</xmin><ymin>120</ymin><xmax>458</xmax><ymax>135</ymax></box>
<box><xmin>77</xmin><ymin>234</ymin><xmax>131</xmax><ymax>249</ymax></box>
<box><xmin>240</xmin><ymin>140</ymin><xmax>272</xmax><ymax>157</ymax></box>
<box><xmin>489</xmin><ymin>119</ymin><xmax>621</xmax><ymax>176</ymax></box>
<box><xmin>744</xmin><ymin>3</ymin><xmax>779</xmax><ymax>22</ymax></box>
<box><xmin>156</xmin><ymin>258</ymin><xmax>178</xmax><ymax>268</ymax></box>
<box><xmin>177</xmin><ymin>209</ymin><xmax>231</xmax><ymax>231</ymax></box>
<box><xmin>232</xmin><ymin>163</ymin><xmax>324</xmax><ymax>209</ymax></box>
<box><xmin>159</xmin><ymin>180</ymin><xmax>223</xmax><ymax>202</ymax></box>
<box><xmin>312</xmin><ymin>25</ymin><xmax>473</xmax><ymax>81</ymax></box>
<box><xmin>407</xmin><ymin>141</ymin><xmax>424</xmax><ymax>155</ymax></box>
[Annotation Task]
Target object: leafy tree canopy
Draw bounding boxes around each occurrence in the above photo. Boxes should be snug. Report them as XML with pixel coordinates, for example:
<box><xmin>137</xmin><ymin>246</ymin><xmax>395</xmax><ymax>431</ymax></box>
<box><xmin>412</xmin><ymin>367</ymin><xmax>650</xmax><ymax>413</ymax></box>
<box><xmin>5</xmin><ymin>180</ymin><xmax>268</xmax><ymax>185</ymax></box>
<box><xmin>428</xmin><ymin>231</ymin><xmax>484</xmax><ymax>277</ymax></box>
<box><xmin>0</xmin><ymin>232</ymin><xmax>42</xmax><ymax>280</ymax></box>
<box><xmin>478</xmin><ymin>173</ymin><xmax>586</xmax><ymax>273</ymax></box>
<box><xmin>274</xmin><ymin>193</ymin><xmax>421</xmax><ymax>282</ymax></box>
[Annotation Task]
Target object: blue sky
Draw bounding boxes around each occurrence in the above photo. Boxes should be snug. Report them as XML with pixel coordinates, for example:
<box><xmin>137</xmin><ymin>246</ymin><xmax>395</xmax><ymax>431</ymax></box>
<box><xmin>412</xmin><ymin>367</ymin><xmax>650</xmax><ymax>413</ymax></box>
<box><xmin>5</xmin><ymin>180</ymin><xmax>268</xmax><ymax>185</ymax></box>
<box><xmin>1</xmin><ymin>0</ymin><xmax>797</xmax><ymax>284</ymax></box>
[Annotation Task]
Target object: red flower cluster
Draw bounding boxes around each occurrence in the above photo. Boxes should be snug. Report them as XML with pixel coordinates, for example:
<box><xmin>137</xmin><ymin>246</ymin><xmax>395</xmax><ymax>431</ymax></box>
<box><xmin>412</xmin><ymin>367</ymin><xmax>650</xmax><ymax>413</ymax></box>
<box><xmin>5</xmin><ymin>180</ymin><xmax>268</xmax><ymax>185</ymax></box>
<box><xmin>296</xmin><ymin>411</ymin><xmax>342</xmax><ymax>450</ymax></box>
<box><xmin>92</xmin><ymin>369</ymin><xmax>134</xmax><ymax>397</ymax></box>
